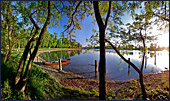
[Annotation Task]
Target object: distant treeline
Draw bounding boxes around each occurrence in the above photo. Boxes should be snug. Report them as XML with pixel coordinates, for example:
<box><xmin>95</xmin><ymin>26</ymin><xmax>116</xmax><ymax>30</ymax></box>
<box><xmin>83</xmin><ymin>45</ymin><xmax>169</xmax><ymax>52</ymax></box>
<box><xmin>15</xmin><ymin>31</ymin><xmax>82</xmax><ymax>49</ymax></box>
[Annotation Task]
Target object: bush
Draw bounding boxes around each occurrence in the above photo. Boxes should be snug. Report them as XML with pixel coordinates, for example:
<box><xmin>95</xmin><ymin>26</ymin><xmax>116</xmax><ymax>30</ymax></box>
<box><xmin>1</xmin><ymin>80</ymin><xmax>12</xmax><ymax>100</ymax></box>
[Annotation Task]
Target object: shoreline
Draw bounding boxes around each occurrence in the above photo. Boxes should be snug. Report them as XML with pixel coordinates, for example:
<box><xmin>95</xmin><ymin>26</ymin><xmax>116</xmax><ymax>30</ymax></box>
<box><xmin>37</xmin><ymin>48</ymin><xmax>82</xmax><ymax>54</ymax></box>
<box><xmin>34</xmin><ymin>48</ymin><xmax>82</xmax><ymax>62</ymax></box>
<box><xmin>60</xmin><ymin>70</ymin><xmax>169</xmax><ymax>92</ymax></box>
<box><xmin>33</xmin><ymin>48</ymin><xmax>169</xmax><ymax>93</ymax></box>
<box><xmin>34</xmin><ymin>60</ymin><xmax>169</xmax><ymax>91</ymax></box>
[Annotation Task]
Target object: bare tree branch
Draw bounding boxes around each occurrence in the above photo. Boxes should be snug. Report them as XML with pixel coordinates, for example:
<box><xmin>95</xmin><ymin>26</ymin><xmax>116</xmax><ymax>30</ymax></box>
<box><xmin>29</xmin><ymin>16</ymin><xmax>40</xmax><ymax>29</ymax></box>
<box><xmin>105</xmin><ymin>39</ymin><xmax>142</xmax><ymax>75</ymax></box>
<box><xmin>62</xmin><ymin>1</ymin><xmax>83</xmax><ymax>33</ymax></box>
<box><xmin>29</xmin><ymin>8</ymin><xmax>44</xmax><ymax>30</ymax></box>
<box><xmin>152</xmin><ymin>12</ymin><xmax>169</xmax><ymax>22</ymax></box>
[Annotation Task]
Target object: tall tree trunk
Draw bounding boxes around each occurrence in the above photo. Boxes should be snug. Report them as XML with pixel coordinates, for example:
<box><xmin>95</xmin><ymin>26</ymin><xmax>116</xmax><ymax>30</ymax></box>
<box><xmin>93</xmin><ymin>1</ymin><xmax>106</xmax><ymax>100</ymax></box>
<box><xmin>7</xmin><ymin>20</ymin><xmax>16</xmax><ymax>61</ymax></box>
<box><xmin>4</xmin><ymin>2</ymin><xmax>10</xmax><ymax>63</ymax></box>
<box><xmin>139</xmin><ymin>73</ymin><xmax>147</xmax><ymax>100</ymax></box>
<box><xmin>139</xmin><ymin>30</ymin><xmax>147</xmax><ymax>99</ymax></box>
<box><xmin>139</xmin><ymin>53</ymin><xmax>147</xmax><ymax>100</ymax></box>
<box><xmin>17</xmin><ymin>1</ymin><xmax>52</xmax><ymax>92</ymax></box>
<box><xmin>6</xmin><ymin>2</ymin><xmax>13</xmax><ymax>62</ymax></box>
<box><xmin>98</xmin><ymin>29</ymin><xmax>106</xmax><ymax>100</ymax></box>
<box><xmin>93</xmin><ymin>1</ymin><xmax>111</xmax><ymax>99</ymax></box>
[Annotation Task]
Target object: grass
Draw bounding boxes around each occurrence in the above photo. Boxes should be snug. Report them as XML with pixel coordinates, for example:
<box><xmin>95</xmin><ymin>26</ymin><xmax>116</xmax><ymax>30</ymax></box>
<box><xmin>38</xmin><ymin>48</ymin><xmax>68</xmax><ymax>51</ymax></box>
<box><xmin>110</xmin><ymin>78</ymin><xmax>169</xmax><ymax>100</ymax></box>
<box><xmin>1</xmin><ymin>51</ymin><xmax>97</xmax><ymax>100</ymax></box>
<box><xmin>1</xmin><ymin>47</ymin><xmax>81</xmax><ymax>53</ymax></box>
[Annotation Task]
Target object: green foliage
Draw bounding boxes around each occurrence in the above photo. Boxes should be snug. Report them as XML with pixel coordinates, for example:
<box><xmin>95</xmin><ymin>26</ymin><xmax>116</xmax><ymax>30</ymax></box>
<box><xmin>1</xmin><ymin>53</ymin><xmax>20</xmax><ymax>82</ymax></box>
<box><xmin>39</xmin><ymin>30</ymin><xmax>82</xmax><ymax>48</ymax></box>
<box><xmin>1</xmin><ymin>53</ymin><xmax>26</xmax><ymax>100</ymax></box>
<box><xmin>116</xmin><ymin>60</ymin><xmax>123</xmax><ymax>66</ymax></box>
<box><xmin>146</xmin><ymin>85</ymin><xmax>169</xmax><ymax>100</ymax></box>
<box><xmin>162</xmin><ymin>80</ymin><xmax>169</xmax><ymax>89</ymax></box>
<box><xmin>39</xmin><ymin>50</ymin><xmax>77</xmax><ymax>61</ymax></box>
<box><xmin>1</xmin><ymin>51</ymin><xmax>98</xmax><ymax>100</ymax></box>
<box><xmin>1</xmin><ymin>79</ymin><xmax>25</xmax><ymax>100</ymax></box>
<box><xmin>128</xmin><ymin>79</ymin><xmax>138</xmax><ymax>84</ymax></box>
<box><xmin>107</xmin><ymin>89</ymin><xmax>116</xmax><ymax>100</ymax></box>
<box><xmin>1</xmin><ymin>80</ymin><xmax>12</xmax><ymax>100</ymax></box>
<box><xmin>91</xmin><ymin>89</ymin><xmax>99</xmax><ymax>97</ymax></box>
<box><xmin>26</xmin><ymin>65</ymin><xmax>47</xmax><ymax>99</ymax></box>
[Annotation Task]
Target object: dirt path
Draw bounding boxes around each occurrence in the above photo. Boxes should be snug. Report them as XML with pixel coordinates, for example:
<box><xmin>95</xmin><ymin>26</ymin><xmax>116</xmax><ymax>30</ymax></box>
<box><xmin>33</xmin><ymin>48</ymin><xmax>84</xmax><ymax>82</ymax></box>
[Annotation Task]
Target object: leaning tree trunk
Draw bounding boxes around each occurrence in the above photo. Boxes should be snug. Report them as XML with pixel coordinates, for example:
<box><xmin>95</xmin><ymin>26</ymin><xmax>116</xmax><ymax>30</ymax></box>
<box><xmin>14</xmin><ymin>13</ymin><xmax>41</xmax><ymax>87</ymax></box>
<box><xmin>17</xmin><ymin>1</ymin><xmax>52</xmax><ymax>92</ymax></box>
<box><xmin>105</xmin><ymin>39</ymin><xmax>147</xmax><ymax>100</ymax></box>
<box><xmin>14</xmin><ymin>30</ymin><xmax>39</xmax><ymax>86</ymax></box>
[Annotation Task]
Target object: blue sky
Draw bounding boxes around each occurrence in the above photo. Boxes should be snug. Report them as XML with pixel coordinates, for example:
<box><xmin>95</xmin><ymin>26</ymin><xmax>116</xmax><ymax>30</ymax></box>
<box><xmin>47</xmin><ymin>15</ymin><xmax>98</xmax><ymax>47</ymax></box>
<box><xmin>47</xmin><ymin>6</ymin><xmax>138</xmax><ymax>47</ymax></box>
<box><xmin>46</xmin><ymin>2</ymin><xmax>169</xmax><ymax>47</ymax></box>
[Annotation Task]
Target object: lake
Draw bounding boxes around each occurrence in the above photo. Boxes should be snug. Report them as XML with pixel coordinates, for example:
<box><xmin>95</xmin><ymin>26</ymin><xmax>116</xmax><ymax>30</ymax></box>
<box><xmin>39</xmin><ymin>49</ymin><xmax>169</xmax><ymax>81</ymax></box>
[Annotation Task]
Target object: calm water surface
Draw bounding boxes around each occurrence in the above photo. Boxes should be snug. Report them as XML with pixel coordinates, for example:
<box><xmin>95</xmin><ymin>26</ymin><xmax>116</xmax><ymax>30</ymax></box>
<box><xmin>39</xmin><ymin>49</ymin><xmax>169</xmax><ymax>81</ymax></box>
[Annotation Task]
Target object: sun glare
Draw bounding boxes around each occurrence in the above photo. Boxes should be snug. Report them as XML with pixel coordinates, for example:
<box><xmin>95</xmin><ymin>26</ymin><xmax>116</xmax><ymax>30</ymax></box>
<box><xmin>157</xmin><ymin>33</ymin><xmax>169</xmax><ymax>47</ymax></box>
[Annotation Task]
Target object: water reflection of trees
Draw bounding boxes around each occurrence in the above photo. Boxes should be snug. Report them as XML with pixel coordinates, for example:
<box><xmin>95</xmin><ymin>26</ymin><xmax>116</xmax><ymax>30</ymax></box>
<box><xmin>39</xmin><ymin>50</ymin><xmax>82</xmax><ymax>61</ymax></box>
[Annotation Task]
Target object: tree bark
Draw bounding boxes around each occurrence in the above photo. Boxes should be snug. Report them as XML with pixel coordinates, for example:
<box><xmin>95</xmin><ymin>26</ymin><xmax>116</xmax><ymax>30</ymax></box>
<box><xmin>7</xmin><ymin>18</ymin><xmax>16</xmax><ymax>61</ymax></box>
<box><xmin>7</xmin><ymin>43</ymin><xmax>15</xmax><ymax>61</ymax></box>
<box><xmin>3</xmin><ymin>2</ymin><xmax>10</xmax><ymax>63</ymax></box>
<box><xmin>14</xmin><ymin>29</ymin><xmax>39</xmax><ymax>86</ymax></box>
<box><xmin>4</xmin><ymin>51</ymin><xmax>9</xmax><ymax>63</ymax></box>
<box><xmin>17</xmin><ymin>1</ymin><xmax>52</xmax><ymax>92</ymax></box>
<box><xmin>6</xmin><ymin>2</ymin><xmax>13</xmax><ymax>62</ymax></box>
<box><xmin>14</xmin><ymin>6</ymin><xmax>43</xmax><ymax>87</ymax></box>
<box><xmin>139</xmin><ymin>73</ymin><xmax>147</xmax><ymax>100</ymax></box>
<box><xmin>139</xmin><ymin>30</ymin><xmax>147</xmax><ymax>99</ymax></box>
<box><xmin>93</xmin><ymin>1</ymin><xmax>111</xmax><ymax>100</ymax></box>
